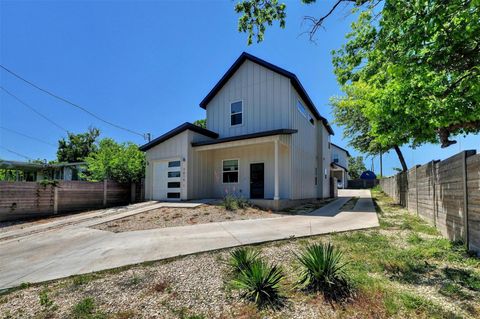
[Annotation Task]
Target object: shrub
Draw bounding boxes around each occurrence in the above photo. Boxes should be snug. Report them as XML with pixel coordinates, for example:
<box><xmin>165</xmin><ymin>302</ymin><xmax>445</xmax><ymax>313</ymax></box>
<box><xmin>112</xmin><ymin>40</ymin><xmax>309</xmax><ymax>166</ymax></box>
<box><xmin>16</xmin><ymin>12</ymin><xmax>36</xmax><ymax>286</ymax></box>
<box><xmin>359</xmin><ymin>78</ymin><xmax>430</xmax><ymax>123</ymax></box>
<box><xmin>231</xmin><ymin>259</ymin><xmax>284</xmax><ymax>308</ymax></box>
<box><xmin>222</xmin><ymin>195</ymin><xmax>250</xmax><ymax>211</ymax></box>
<box><xmin>72</xmin><ymin>297</ymin><xmax>106</xmax><ymax>319</ymax></box>
<box><xmin>296</xmin><ymin>242</ymin><xmax>352</xmax><ymax>301</ymax></box>
<box><xmin>39</xmin><ymin>289</ymin><xmax>57</xmax><ymax>313</ymax></box>
<box><xmin>228</xmin><ymin>247</ymin><xmax>260</xmax><ymax>274</ymax></box>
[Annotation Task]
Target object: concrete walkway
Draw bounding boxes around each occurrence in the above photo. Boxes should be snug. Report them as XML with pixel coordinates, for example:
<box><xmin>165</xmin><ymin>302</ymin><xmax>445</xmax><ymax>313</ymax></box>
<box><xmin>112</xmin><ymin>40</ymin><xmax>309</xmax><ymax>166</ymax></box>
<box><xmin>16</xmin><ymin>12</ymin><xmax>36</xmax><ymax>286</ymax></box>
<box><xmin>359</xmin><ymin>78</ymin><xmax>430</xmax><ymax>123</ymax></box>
<box><xmin>0</xmin><ymin>189</ymin><xmax>378</xmax><ymax>290</ymax></box>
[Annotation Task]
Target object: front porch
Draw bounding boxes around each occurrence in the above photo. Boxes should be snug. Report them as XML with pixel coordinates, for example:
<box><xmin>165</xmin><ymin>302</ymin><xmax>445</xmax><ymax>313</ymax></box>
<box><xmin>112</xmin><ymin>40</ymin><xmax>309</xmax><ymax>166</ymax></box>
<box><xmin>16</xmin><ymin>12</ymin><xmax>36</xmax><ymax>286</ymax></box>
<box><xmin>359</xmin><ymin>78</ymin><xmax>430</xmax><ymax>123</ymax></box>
<box><xmin>191</xmin><ymin>130</ymin><xmax>294</xmax><ymax>202</ymax></box>
<box><xmin>331</xmin><ymin>162</ymin><xmax>348</xmax><ymax>189</ymax></box>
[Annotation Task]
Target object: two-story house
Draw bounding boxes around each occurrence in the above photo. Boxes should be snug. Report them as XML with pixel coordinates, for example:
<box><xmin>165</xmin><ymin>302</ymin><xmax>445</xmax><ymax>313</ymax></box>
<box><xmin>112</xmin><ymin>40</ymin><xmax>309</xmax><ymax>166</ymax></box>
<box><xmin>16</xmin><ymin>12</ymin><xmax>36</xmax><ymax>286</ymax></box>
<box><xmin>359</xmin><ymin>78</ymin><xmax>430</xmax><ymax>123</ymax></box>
<box><xmin>139</xmin><ymin>52</ymin><xmax>334</xmax><ymax>210</ymax></box>
<box><xmin>330</xmin><ymin>143</ymin><xmax>351</xmax><ymax>189</ymax></box>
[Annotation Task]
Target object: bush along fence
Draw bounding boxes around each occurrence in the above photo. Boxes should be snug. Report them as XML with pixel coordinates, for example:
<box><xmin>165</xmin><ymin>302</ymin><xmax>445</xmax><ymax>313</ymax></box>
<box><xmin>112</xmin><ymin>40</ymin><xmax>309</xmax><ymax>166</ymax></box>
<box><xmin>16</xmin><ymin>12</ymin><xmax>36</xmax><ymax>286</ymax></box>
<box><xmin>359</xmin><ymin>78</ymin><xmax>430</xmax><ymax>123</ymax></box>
<box><xmin>379</xmin><ymin>150</ymin><xmax>480</xmax><ymax>256</ymax></box>
<box><xmin>0</xmin><ymin>179</ymin><xmax>145</xmax><ymax>222</ymax></box>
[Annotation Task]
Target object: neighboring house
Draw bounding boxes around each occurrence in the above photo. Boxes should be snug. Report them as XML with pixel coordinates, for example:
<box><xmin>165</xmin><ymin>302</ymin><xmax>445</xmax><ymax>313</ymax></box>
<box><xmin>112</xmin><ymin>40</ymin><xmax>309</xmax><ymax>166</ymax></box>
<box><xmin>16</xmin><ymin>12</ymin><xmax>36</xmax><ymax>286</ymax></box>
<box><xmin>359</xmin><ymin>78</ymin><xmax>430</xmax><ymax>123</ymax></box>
<box><xmin>330</xmin><ymin>143</ymin><xmax>350</xmax><ymax>189</ymax></box>
<box><xmin>139</xmin><ymin>52</ymin><xmax>334</xmax><ymax>209</ymax></box>
<box><xmin>0</xmin><ymin>160</ymin><xmax>86</xmax><ymax>181</ymax></box>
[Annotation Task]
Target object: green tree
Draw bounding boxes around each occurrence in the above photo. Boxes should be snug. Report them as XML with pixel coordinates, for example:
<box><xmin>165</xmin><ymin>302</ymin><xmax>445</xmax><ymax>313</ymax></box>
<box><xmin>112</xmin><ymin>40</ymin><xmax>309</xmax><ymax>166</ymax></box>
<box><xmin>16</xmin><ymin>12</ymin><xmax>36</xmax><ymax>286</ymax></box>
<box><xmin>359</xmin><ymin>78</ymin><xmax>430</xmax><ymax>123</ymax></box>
<box><xmin>348</xmin><ymin>156</ymin><xmax>366</xmax><ymax>179</ymax></box>
<box><xmin>83</xmin><ymin>138</ymin><xmax>145</xmax><ymax>183</ymax></box>
<box><xmin>56</xmin><ymin>127</ymin><xmax>100</xmax><ymax>163</ymax></box>
<box><xmin>332</xmin><ymin>1</ymin><xmax>480</xmax><ymax>148</ymax></box>
<box><xmin>193</xmin><ymin>119</ymin><xmax>207</xmax><ymax>129</ymax></box>
<box><xmin>331</xmin><ymin>83</ymin><xmax>408</xmax><ymax>171</ymax></box>
<box><xmin>235</xmin><ymin>0</ymin><xmax>480</xmax><ymax>148</ymax></box>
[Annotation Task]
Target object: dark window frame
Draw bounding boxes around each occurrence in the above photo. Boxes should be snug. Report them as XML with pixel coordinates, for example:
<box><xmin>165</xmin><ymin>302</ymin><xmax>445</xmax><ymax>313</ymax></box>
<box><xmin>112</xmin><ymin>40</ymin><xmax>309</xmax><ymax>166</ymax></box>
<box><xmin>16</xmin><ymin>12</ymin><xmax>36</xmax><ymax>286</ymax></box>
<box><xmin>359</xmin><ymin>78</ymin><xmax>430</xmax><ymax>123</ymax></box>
<box><xmin>230</xmin><ymin>101</ymin><xmax>243</xmax><ymax>126</ymax></box>
<box><xmin>222</xmin><ymin>159</ymin><xmax>239</xmax><ymax>184</ymax></box>
<box><xmin>168</xmin><ymin>182</ymin><xmax>181</xmax><ymax>188</ymax></box>
<box><xmin>168</xmin><ymin>160</ymin><xmax>181</xmax><ymax>168</ymax></box>
<box><xmin>168</xmin><ymin>171</ymin><xmax>181</xmax><ymax>178</ymax></box>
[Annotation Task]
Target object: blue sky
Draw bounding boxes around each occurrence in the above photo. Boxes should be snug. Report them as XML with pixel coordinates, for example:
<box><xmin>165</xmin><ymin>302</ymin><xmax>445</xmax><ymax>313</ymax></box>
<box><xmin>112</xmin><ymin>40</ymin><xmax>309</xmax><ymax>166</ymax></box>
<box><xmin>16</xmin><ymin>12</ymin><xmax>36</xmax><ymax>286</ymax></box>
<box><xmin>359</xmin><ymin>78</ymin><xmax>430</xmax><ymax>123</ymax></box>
<box><xmin>1</xmin><ymin>0</ymin><xmax>478</xmax><ymax>176</ymax></box>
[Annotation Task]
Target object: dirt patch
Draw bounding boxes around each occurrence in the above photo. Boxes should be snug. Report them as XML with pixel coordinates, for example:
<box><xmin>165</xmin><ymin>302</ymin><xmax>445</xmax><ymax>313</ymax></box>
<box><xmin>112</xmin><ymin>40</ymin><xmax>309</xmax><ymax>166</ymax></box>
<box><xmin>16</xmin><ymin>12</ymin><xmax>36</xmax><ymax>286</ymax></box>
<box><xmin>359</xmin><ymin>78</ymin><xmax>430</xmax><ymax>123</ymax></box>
<box><xmin>91</xmin><ymin>204</ymin><xmax>281</xmax><ymax>233</ymax></box>
<box><xmin>339</xmin><ymin>197</ymin><xmax>359</xmax><ymax>212</ymax></box>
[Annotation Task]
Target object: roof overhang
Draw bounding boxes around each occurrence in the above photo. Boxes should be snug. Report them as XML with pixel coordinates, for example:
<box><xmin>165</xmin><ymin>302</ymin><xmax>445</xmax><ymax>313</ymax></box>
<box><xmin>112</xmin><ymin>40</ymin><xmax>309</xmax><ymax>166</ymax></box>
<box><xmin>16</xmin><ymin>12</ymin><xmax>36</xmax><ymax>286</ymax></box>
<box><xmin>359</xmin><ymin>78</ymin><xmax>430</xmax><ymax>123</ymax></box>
<box><xmin>330</xmin><ymin>143</ymin><xmax>351</xmax><ymax>157</ymax></box>
<box><xmin>192</xmin><ymin>129</ymin><xmax>297</xmax><ymax>151</ymax></box>
<box><xmin>139</xmin><ymin>122</ymin><xmax>219</xmax><ymax>152</ymax></box>
<box><xmin>199</xmin><ymin>52</ymin><xmax>334</xmax><ymax>135</ymax></box>
<box><xmin>331</xmin><ymin>162</ymin><xmax>348</xmax><ymax>172</ymax></box>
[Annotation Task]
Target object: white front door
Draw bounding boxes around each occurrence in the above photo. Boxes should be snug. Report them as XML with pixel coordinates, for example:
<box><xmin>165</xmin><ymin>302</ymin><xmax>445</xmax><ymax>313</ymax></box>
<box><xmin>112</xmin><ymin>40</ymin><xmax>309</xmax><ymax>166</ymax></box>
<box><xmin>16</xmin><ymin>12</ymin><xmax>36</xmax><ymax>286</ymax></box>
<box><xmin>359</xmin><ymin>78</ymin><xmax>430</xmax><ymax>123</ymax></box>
<box><xmin>152</xmin><ymin>159</ymin><xmax>182</xmax><ymax>200</ymax></box>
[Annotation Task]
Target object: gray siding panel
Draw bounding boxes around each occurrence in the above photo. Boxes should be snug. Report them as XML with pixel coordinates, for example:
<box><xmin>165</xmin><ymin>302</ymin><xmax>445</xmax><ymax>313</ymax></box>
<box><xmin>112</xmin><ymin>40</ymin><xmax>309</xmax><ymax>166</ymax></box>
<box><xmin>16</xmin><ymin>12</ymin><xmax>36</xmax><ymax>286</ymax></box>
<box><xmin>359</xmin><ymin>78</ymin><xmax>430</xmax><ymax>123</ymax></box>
<box><xmin>290</xmin><ymin>90</ymin><xmax>320</xmax><ymax>199</ymax></box>
<box><xmin>205</xmin><ymin>60</ymin><xmax>291</xmax><ymax>138</ymax></box>
<box><xmin>144</xmin><ymin>131</ymin><xmax>189</xmax><ymax>200</ymax></box>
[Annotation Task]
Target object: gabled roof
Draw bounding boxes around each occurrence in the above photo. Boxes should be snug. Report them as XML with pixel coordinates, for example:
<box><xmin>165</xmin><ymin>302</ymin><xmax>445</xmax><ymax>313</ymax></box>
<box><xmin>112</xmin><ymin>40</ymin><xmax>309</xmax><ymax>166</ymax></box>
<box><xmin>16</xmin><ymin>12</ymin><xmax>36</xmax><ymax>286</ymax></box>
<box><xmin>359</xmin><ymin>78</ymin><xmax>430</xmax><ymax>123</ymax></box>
<box><xmin>199</xmin><ymin>52</ymin><xmax>334</xmax><ymax>135</ymax></box>
<box><xmin>330</xmin><ymin>143</ymin><xmax>351</xmax><ymax>157</ymax></box>
<box><xmin>139</xmin><ymin>122</ymin><xmax>219</xmax><ymax>152</ymax></box>
<box><xmin>191</xmin><ymin>129</ymin><xmax>297</xmax><ymax>147</ymax></box>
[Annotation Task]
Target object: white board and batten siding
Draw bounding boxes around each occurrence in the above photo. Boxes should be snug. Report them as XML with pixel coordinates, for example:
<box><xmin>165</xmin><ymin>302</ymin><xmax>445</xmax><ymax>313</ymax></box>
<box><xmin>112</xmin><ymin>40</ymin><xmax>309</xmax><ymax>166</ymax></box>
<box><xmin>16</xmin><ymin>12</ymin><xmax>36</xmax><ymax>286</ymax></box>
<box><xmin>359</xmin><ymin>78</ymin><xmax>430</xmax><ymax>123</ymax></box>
<box><xmin>145</xmin><ymin>129</ymin><xmax>216</xmax><ymax>201</ymax></box>
<box><xmin>145</xmin><ymin>131</ymin><xmax>188</xmax><ymax>201</ymax></box>
<box><xmin>319</xmin><ymin>125</ymin><xmax>332</xmax><ymax>198</ymax></box>
<box><xmin>290</xmin><ymin>90</ymin><xmax>323</xmax><ymax>199</ymax></box>
<box><xmin>208</xmin><ymin>142</ymin><xmax>290</xmax><ymax>199</ymax></box>
<box><xmin>206</xmin><ymin>60</ymin><xmax>292</xmax><ymax>138</ymax></box>
<box><xmin>331</xmin><ymin>144</ymin><xmax>349</xmax><ymax>170</ymax></box>
<box><xmin>187</xmin><ymin>131</ymin><xmax>215</xmax><ymax>199</ymax></box>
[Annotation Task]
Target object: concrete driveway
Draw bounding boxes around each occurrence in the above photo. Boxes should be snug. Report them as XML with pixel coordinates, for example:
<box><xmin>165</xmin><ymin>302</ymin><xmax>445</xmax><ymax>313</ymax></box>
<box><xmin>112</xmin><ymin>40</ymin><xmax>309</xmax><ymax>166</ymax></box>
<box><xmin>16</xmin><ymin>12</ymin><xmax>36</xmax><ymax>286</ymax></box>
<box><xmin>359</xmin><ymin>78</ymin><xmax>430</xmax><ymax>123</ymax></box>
<box><xmin>0</xmin><ymin>189</ymin><xmax>378</xmax><ymax>290</ymax></box>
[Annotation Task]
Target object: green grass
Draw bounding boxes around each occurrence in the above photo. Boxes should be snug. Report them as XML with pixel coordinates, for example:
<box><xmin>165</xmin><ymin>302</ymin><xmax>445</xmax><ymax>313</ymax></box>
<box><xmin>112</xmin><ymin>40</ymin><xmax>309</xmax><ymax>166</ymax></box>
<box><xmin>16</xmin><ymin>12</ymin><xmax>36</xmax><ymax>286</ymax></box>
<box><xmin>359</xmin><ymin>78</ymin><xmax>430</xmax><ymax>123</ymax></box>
<box><xmin>324</xmin><ymin>188</ymin><xmax>480</xmax><ymax>318</ymax></box>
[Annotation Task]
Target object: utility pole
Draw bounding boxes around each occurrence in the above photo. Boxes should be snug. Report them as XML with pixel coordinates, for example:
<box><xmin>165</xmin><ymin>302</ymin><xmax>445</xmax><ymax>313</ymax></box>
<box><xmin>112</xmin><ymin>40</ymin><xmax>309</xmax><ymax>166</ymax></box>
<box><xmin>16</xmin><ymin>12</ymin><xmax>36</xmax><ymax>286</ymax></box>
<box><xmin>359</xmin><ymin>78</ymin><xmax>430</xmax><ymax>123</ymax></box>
<box><xmin>144</xmin><ymin>133</ymin><xmax>151</xmax><ymax>142</ymax></box>
<box><xmin>380</xmin><ymin>152</ymin><xmax>383</xmax><ymax>177</ymax></box>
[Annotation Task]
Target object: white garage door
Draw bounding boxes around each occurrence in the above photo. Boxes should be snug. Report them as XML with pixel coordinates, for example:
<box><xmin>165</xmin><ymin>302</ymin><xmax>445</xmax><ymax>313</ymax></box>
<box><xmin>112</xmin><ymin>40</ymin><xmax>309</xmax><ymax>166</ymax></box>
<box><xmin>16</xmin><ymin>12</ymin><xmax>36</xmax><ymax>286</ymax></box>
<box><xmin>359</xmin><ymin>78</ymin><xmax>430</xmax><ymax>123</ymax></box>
<box><xmin>152</xmin><ymin>159</ymin><xmax>181</xmax><ymax>201</ymax></box>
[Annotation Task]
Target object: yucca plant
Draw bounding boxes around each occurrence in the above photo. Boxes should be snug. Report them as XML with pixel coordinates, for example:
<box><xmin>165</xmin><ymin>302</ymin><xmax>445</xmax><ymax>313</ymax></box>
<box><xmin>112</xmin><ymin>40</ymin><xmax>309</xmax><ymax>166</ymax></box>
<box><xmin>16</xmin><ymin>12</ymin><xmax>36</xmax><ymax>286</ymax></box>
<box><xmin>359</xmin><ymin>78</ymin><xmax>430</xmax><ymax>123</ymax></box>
<box><xmin>231</xmin><ymin>259</ymin><xmax>285</xmax><ymax>309</ymax></box>
<box><xmin>296</xmin><ymin>242</ymin><xmax>352</xmax><ymax>300</ymax></box>
<box><xmin>228</xmin><ymin>247</ymin><xmax>260</xmax><ymax>274</ymax></box>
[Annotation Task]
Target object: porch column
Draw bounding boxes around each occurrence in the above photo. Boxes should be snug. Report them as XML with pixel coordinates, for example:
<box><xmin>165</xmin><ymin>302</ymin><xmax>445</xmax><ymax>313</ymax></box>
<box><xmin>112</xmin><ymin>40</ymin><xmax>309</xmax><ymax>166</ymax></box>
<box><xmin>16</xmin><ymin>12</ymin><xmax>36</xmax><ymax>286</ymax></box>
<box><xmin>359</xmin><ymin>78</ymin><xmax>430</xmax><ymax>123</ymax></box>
<box><xmin>274</xmin><ymin>140</ymin><xmax>279</xmax><ymax>200</ymax></box>
<box><xmin>343</xmin><ymin>170</ymin><xmax>346</xmax><ymax>189</ymax></box>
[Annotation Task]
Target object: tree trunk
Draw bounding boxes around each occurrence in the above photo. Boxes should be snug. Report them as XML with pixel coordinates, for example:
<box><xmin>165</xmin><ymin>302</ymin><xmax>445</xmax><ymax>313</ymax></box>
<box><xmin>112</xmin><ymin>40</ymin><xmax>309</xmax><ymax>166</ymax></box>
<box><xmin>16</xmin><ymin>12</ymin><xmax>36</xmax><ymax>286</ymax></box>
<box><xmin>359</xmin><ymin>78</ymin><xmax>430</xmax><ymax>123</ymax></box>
<box><xmin>394</xmin><ymin>145</ymin><xmax>408</xmax><ymax>172</ymax></box>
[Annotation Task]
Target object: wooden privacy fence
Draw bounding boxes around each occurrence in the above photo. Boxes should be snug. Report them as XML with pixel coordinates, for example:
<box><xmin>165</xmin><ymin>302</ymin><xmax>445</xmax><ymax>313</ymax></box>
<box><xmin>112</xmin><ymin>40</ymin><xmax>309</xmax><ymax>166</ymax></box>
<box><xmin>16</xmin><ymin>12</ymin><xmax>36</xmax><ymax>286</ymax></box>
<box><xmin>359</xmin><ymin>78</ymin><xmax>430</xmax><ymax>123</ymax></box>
<box><xmin>0</xmin><ymin>180</ymin><xmax>144</xmax><ymax>222</ymax></box>
<box><xmin>379</xmin><ymin>150</ymin><xmax>480</xmax><ymax>256</ymax></box>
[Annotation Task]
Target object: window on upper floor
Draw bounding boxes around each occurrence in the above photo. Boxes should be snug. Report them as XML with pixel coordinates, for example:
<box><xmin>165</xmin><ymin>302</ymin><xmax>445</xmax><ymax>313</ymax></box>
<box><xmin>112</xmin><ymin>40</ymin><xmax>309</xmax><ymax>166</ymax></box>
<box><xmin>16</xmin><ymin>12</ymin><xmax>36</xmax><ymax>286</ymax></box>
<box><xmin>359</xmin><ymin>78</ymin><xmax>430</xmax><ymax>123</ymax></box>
<box><xmin>297</xmin><ymin>100</ymin><xmax>314</xmax><ymax>126</ymax></box>
<box><xmin>333</xmin><ymin>153</ymin><xmax>339</xmax><ymax>163</ymax></box>
<box><xmin>231</xmin><ymin>101</ymin><xmax>243</xmax><ymax>126</ymax></box>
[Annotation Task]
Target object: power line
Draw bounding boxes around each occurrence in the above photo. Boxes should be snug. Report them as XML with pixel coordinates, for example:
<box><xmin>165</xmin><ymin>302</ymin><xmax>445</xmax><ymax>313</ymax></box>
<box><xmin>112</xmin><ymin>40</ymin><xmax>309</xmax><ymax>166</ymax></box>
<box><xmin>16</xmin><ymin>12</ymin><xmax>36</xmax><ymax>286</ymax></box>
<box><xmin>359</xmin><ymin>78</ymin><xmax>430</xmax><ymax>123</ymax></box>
<box><xmin>0</xmin><ymin>86</ymin><xmax>69</xmax><ymax>133</ymax></box>
<box><xmin>0</xmin><ymin>126</ymin><xmax>57</xmax><ymax>147</ymax></box>
<box><xmin>0</xmin><ymin>64</ymin><xmax>146</xmax><ymax>138</ymax></box>
<box><xmin>0</xmin><ymin>145</ymin><xmax>32</xmax><ymax>161</ymax></box>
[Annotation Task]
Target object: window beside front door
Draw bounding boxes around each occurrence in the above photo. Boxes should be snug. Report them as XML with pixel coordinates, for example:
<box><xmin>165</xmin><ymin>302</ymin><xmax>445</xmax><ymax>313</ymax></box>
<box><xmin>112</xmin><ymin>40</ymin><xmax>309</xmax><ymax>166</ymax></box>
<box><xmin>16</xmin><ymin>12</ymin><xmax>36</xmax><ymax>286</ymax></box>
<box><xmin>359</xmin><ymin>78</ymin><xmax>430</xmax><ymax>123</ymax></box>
<box><xmin>230</xmin><ymin>101</ymin><xmax>243</xmax><ymax>126</ymax></box>
<box><xmin>223</xmin><ymin>159</ymin><xmax>239</xmax><ymax>183</ymax></box>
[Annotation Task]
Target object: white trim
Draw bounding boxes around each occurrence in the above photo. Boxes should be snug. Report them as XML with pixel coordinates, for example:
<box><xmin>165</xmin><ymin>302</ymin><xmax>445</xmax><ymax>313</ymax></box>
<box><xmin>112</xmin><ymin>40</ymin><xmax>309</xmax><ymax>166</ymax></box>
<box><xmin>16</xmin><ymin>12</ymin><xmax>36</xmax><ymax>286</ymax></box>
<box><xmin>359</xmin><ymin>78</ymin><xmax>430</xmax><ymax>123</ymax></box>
<box><xmin>274</xmin><ymin>140</ymin><xmax>279</xmax><ymax>200</ymax></box>
<box><xmin>222</xmin><ymin>158</ymin><xmax>239</xmax><ymax>184</ymax></box>
<box><xmin>151</xmin><ymin>157</ymin><xmax>183</xmax><ymax>201</ymax></box>
<box><xmin>229</xmin><ymin>100</ymin><xmax>244</xmax><ymax>127</ymax></box>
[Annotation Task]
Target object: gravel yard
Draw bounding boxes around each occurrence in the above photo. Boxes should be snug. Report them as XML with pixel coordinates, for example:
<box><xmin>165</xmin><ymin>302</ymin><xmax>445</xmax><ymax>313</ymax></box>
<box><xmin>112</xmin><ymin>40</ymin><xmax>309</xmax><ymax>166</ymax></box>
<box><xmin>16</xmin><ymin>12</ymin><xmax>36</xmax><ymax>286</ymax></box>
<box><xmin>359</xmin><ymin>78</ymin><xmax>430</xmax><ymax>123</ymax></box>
<box><xmin>91</xmin><ymin>199</ymin><xmax>335</xmax><ymax>233</ymax></box>
<box><xmin>91</xmin><ymin>204</ymin><xmax>282</xmax><ymax>233</ymax></box>
<box><xmin>0</xmin><ymin>203</ymin><xmax>151</xmax><ymax>235</ymax></box>
<box><xmin>1</xmin><ymin>189</ymin><xmax>479</xmax><ymax>319</ymax></box>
